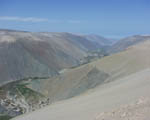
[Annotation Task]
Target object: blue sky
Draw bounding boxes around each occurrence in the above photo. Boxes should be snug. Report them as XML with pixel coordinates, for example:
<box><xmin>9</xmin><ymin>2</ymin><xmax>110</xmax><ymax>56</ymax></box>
<box><xmin>0</xmin><ymin>0</ymin><xmax>150</xmax><ymax>38</ymax></box>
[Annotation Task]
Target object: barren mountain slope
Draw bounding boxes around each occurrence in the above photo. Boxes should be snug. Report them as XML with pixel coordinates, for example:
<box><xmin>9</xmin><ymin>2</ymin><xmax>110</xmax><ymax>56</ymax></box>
<box><xmin>85</xmin><ymin>34</ymin><xmax>113</xmax><ymax>46</ymax></box>
<box><xmin>0</xmin><ymin>30</ymin><xmax>74</xmax><ymax>84</ymax></box>
<box><xmin>27</xmin><ymin>65</ymin><xmax>109</xmax><ymax>102</ymax></box>
<box><xmin>27</xmin><ymin>40</ymin><xmax>150</xmax><ymax>103</ymax></box>
<box><xmin>91</xmin><ymin>40</ymin><xmax>150</xmax><ymax>81</ymax></box>
<box><xmin>12</xmin><ymin>68</ymin><xmax>150</xmax><ymax>120</ymax></box>
<box><xmin>109</xmin><ymin>35</ymin><xmax>150</xmax><ymax>53</ymax></box>
<box><xmin>12</xmin><ymin>40</ymin><xmax>150</xmax><ymax>120</ymax></box>
<box><xmin>0</xmin><ymin>29</ymin><xmax>106</xmax><ymax>84</ymax></box>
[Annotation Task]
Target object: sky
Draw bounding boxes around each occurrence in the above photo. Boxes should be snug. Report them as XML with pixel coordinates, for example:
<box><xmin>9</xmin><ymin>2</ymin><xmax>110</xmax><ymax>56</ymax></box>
<box><xmin>0</xmin><ymin>0</ymin><xmax>150</xmax><ymax>38</ymax></box>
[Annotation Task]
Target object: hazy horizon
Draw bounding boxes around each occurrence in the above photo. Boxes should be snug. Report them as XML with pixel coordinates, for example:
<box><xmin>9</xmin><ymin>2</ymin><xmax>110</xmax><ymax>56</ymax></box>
<box><xmin>0</xmin><ymin>0</ymin><xmax>150</xmax><ymax>38</ymax></box>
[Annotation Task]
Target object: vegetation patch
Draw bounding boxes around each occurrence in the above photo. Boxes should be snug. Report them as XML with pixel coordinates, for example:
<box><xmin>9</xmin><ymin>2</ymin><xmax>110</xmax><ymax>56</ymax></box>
<box><xmin>0</xmin><ymin>115</ymin><xmax>12</xmax><ymax>120</ymax></box>
<box><xmin>15</xmin><ymin>82</ymin><xmax>44</xmax><ymax>103</ymax></box>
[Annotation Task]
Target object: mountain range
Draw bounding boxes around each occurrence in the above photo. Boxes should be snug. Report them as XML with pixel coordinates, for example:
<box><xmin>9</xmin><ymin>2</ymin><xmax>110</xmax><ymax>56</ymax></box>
<box><xmin>0</xmin><ymin>29</ymin><xmax>112</xmax><ymax>85</ymax></box>
<box><xmin>12</xmin><ymin>36</ymin><xmax>150</xmax><ymax>120</ymax></box>
<box><xmin>0</xmin><ymin>29</ymin><xmax>150</xmax><ymax>120</ymax></box>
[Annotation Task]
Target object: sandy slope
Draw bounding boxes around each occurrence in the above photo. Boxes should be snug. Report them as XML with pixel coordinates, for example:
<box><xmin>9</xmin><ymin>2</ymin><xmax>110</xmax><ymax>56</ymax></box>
<box><xmin>28</xmin><ymin>40</ymin><xmax>150</xmax><ymax>103</ymax></box>
<box><xmin>95</xmin><ymin>97</ymin><xmax>150</xmax><ymax>120</ymax></box>
<box><xmin>91</xmin><ymin>40</ymin><xmax>150</xmax><ymax>81</ymax></box>
<box><xmin>0</xmin><ymin>29</ymin><xmax>107</xmax><ymax>84</ymax></box>
<box><xmin>109</xmin><ymin>35</ymin><xmax>150</xmax><ymax>53</ymax></box>
<box><xmin>12</xmin><ymin>68</ymin><xmax>150</xmax><ymax>120</ymax></box>
<box><xmin>12</xmin><ymin>41</ymin><xmax>150</xmax><ymax>120</ymax></box>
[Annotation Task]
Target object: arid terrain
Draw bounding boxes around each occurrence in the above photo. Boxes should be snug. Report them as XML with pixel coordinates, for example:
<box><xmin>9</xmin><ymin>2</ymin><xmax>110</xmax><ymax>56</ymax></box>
<box><xmin>0</xmin><ymin>30</ymin><xmax>150</xmax><ymax>120</ymax></box>
<box><xmin>10</xmin><ymin>36</ymin><xmax>150</xmax><ymax>120</ymax></box>
<box><xmin>12</xmin><ymin>68</ymin><xmax>150</xmax><ymax>120</ymax></box>
<box><xmin>95</xmin><ymin>97</ymin><xmax>150</xmax><ymax>120</ymax></box>
<box><xmin>1</xmin><ymin>1</ymin><xmax>149</xmax><ymax>120</ymax></box>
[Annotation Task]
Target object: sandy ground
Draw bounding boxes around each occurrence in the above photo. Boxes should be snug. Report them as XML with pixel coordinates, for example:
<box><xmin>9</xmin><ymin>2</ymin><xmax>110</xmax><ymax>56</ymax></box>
<box><xmin>95</xmin><ymin>97</ymin><xmax>150</xmax><ymax>120</ymax></box>
<box><xmin>12</xmin><ymin>69</ymin><xmax>150</xmax><ymax>120</ymax></box>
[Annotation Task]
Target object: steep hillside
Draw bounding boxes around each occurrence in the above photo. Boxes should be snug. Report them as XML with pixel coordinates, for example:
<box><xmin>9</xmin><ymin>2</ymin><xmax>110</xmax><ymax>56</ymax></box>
<box><xmin>26</xmin><ymin>40</ymin><xmax>150</xmax><ymax>104</ymax></box>
<box><xmin>27</xmin><ymin>65</ymin><xmax>109</xmax><ymax>102</ymax></box>
<box><xmin>0</xmin><ymin>78</ymin><xmax>47</xmax><ymax>118</ymax></box>
<box><xmin>22</xmin><ymin>40</ymin><xmax>150</xmax><ymax>103</ymax></box>
<box><xmin>40</xmin><ymin>32</ymin><xmax>102</xmax><ymax>51</ymax></box>
<box><xmin>0</xmin><ymin>65</ymin><xmax>109</xmax><ymax>119</ymax></box>
<box><xmin>85</xmin><ymin>34</ymin><xmax>113</xmax><ymax>46</ymax></box>
<box><xmin>0</xmin><ymin>29</ymin><xmax>107</xmax><ymax>84</ymax></box>
<box><xmin>109</xmin><ymin>35</ymin><xmax>150</xmax><ymax>53</ymax></box>
<box><xmin>12</xmin><ymin>41</ymin><xmax>150</xmax><ymax>120</ymax></box>
<box><xmin>91</xmin><ymin>40</ymin><xmax>150</xmax><ymax>81</ymax></box>
<box><xmin>2</xmin><ymin>30</ymin><xmax>150</xmax><ymax>120</ymax></box>
<box><xmin>12</xmin><ymin>68</ymin><xmax>150</xmax><ymax>120</ymax></box>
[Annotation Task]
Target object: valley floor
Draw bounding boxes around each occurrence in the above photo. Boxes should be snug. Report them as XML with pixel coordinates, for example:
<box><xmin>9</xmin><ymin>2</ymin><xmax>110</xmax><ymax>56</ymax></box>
<box><xmin>12</xmin><ymin>69</ymin><xmax>150</xmax><ymax>120</ymax></box>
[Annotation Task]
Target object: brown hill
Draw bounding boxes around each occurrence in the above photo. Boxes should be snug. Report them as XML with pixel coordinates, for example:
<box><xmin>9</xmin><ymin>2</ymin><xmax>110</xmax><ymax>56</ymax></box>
<box><xmin>12</xmin><ymin>40</ymin><xmax>150</xmax><ymax>119</ymax></box>
<box><xmin>27</xmin><ymin>40</ymin><xmax>150</xmax><ymax>103</ymax></box>
<box><xmin>0</xmin><ymin>29</ymin><xmax>105</xmax><ymax>84</ymax></box>
<box><xmin>109</xmin><ymin>35</ymin><xmax>150</xmax><ymax>53</ymax></box>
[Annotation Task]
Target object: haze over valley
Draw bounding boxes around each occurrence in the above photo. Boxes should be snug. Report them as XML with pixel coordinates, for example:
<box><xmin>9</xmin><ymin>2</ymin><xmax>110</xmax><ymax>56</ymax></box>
<box><xmin>0</xmin><ymin>0</ymin><xmax>150</xmax><ymax>120</ymax></box>
<box><xmin>0</xmin><ymin>29</ymin><xmax>149</xmax><ymax>120</ymax></box>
